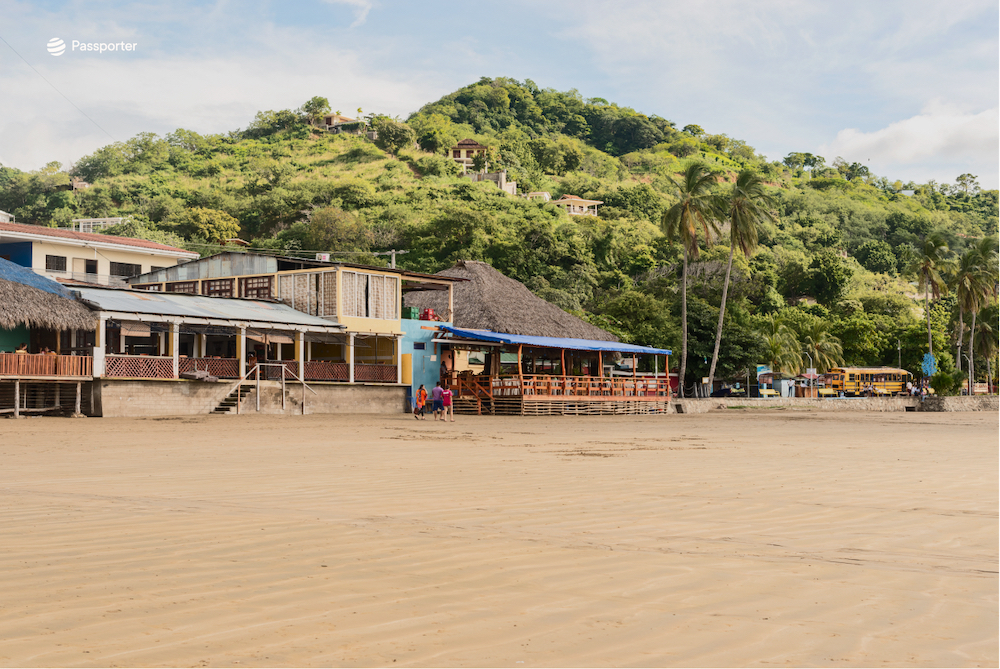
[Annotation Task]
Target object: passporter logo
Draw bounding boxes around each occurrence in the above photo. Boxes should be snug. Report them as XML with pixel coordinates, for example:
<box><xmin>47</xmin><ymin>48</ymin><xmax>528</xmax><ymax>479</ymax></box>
<box><xmin>46</xmin><ymin>37</ymin><xmax>137</xmax><ymax>55</ymax></box>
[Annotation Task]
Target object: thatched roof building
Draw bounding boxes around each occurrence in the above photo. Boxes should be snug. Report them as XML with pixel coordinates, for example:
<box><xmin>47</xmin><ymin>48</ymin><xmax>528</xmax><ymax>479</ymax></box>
<box><xmin>403</xmin><ymin>260</ymin><xmax>617</xmax><ymax>341</ymax></box>
<box><xmin>0</xmin><ymin>258</ymin><xmax>95</xmax><ymax>331</ymax></box>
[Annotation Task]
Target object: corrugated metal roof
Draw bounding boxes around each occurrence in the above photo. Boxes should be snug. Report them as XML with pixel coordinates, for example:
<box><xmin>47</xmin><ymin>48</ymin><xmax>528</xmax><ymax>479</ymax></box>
<box><xmin>441</xmin><ymin>326</ymin><xmax>671</xmax><ymax>355</ymax></box>
<box><xmin>0</xmin><ymin>258</ymin><xmax>74</xmax><ymax>298</ymax></box>
<box><xmin>72</xmin><ymin>286</ymin><xmax>343</xmax><ymax>329</ymax></box>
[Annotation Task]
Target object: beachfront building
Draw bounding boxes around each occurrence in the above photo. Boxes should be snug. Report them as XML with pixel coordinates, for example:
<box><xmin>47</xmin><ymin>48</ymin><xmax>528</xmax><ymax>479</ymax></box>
<box><xmin>1</xmin><ymin>259</ymin><xmax>99</xmax><ymax>416</ymax></box>
<box><xmin>127</xmin><ymin>252</ymin><xmax>459</xmax><ymax>390</ymax></box>
<box><xmin>404</xmin><ymin>260</ymin><xmax>672</xmax><ymax>415</ymax></box>
<box><xmin>0</xmin><ymin>220</ymin><xmax>198</xmax><ymax>286</ymax></box>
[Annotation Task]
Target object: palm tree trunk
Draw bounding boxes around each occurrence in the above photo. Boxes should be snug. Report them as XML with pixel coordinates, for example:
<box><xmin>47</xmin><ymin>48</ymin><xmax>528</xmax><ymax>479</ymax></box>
<box><xmin>679</xmin><ymin>251</ymin><xmax>688</xmax><ymax>399</ymax></box>
<box><xmin>708</xmin><ymin>245</ymin><xmax>734</xmax><ymax>388</ymax></box>
<box><xmin>925</xmin><ymin>286</ymin><xmax>933</xmax><ymax>356</ymax></box>
<box><xmin>968</xmin><ymin>310</ymin><xmax>977</xmax><ymax>392</ymax></box>
<box><xmin>956</xmin><ymin>308</ymin><xmax>964</xmax><ymax>372</ymax></box>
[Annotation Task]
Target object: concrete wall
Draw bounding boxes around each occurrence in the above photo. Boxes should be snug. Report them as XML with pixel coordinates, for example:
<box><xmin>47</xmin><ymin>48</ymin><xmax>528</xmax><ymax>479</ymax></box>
<box><xmin>673</xmin><ymin>396</ymin><xmax>920</xmax><ymax>414</ymax></box>
<box><xmin>917</xmin><ymin>395</ymin><xmax>999</xmax><ymax>412</ymax></box>
<box><xmin>247</xmin><ymin>382</ymin><xmax>406</xmax><ymax>415</ymax></box>
<box><xmin>400</xmin><ymin>318</ymin><xmax>451</xmax><ymax>397</ymax></box>
<box><xmin>96</xmin><ymin>378</ymin><xmax>406</xmax><ymax>417</ymax></box>
<box><xmin>96</xmin><ymin>379</ymin><xmax>235</xmax><ymax>417</ymax></box>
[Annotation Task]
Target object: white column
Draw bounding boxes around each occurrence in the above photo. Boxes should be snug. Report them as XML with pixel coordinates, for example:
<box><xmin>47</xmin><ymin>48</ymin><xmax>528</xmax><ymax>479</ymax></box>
<box><xmin>238</xmin><ymin>327</ymin><xmax>246</xmax><ymax>379</ymax></box>
<box><xmin>119</xmin><ymin>328</ymin><xmax>126</xmax><ymax>355</ymax></box>
<box><xmin>296</xmin><ymin>331</ymin><xmax>305</xmax><ymax>381</ymax></box>
<box><xmin>348</xmin><ymin>333</ymin><xmax>355</xmax><ymax>383</ymax></box>
<box><xmin>92</xmin><ymin>316</ymin><xmax>107</xmax><ymax>377</ymax></box>
<box><xmin>396</xmin><ymin>335</ymin><xmax>402</xmax><ymax>384</ymax></box>
<box><xmin>171</xmin><ymin>322</ymin><xmax>180</xmax><ymax>378</ymax></box>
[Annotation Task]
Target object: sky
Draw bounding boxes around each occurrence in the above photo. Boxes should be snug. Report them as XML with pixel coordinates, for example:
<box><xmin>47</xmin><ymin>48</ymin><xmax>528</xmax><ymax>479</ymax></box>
<box><xmin>0</xmin><ymin>0</ymin><xmax>997</xmax><ymax>188</ymax></box>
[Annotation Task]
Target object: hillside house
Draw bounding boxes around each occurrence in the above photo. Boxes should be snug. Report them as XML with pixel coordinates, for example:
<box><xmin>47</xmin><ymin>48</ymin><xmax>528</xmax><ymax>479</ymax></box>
<box><xmin>0</xmin><ymin>221</ymin><xmax>199</xmax><ymax>287</ymax></box>
<box><xmin>448</xmin><ymin>139</ymin><xmax>488</xmax><ymax>170</ymax></box>
<box><xmin>551</xmin><ymin>194</ymin><xmax>602</xmax><ymax>216</ymax></box>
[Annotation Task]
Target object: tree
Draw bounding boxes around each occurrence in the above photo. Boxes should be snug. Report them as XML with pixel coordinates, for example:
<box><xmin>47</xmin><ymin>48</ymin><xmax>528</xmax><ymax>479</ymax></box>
<box><xmin>185</xmin><ymin>207</ymin><xmax>241</xmax><ymax>244</ymax></box>
<box><xmin>299</xmin><ymin>96</ymin><xmax>330</xmax><ymax>124</ymax></box>
<box><xmin>909</xmin><ymin>232</ymin><xmax>950</xmax><ymax>356</ymax></box>
<box><xmin>760</xmin><ymin>315</ymin><xmax>801</xmax><ymax>375</ymax></box>
<box><xmin>955</xmin><ymin>173</ymin><xmax>980</xmax><ymax>195</ymax></box>
<box><xmin>800</xmin><ymin>321</ymin><xmax>844</xmax><ymax>372</ymax></box>
<box><xmin>963</xmin><ymin>236</ymin><xmax>999</xmax><ymax>385</ymax></box>
<box><xmin>855</xmin><ymin>240</ymin><xmax>896</xmax><ymax>274</ymax></box>
<box><xmin>681</xmin><ymin>124</ymin><xmax>704</xmax><ymax>137</ymax></box>
<box><xmin>371</xmin><ymin>117</ymin><xmax>416</xmax><ymax>155</ymax></box>
<box><xmin>661</xmin><ymin>162</ymin><xmax>721</xmax><ymax>397</ymax></box>
<box><xmin>707</xmin><ymin>169</ymin><xmax>776</xmax><ymax>388</ymax></box>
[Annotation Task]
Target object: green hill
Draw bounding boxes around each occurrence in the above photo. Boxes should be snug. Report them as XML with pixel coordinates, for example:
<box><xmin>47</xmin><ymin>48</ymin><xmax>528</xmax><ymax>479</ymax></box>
<box><xmin>1</xmin><ymin>77</ymin><xmax>996</xmax><ymax>390</ymax></box>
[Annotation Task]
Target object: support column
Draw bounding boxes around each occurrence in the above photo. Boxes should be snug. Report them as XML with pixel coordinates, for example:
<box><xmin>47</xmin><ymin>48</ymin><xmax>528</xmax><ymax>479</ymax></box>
<box><xmin>237</xmin><ymin>327</ymin><xmax>246</xmax><ymax>379</ymax></box>
<box><xmin>14</xmin><ymin>380</ymin><xmax>19</xmax><ymax>419</ymax></box>
<box><xmin>171</xmin><ymin>322</ymin><xmax>180</xmax><ymax>379</ymax></box>
<box><xmin>295</xmin><ymin>331</ymin><xmax>305</xmax><ymax>381</ymax></box>
<box><xmin>396</xmin><ymin>336</ymin><xmax>402</xmax><ymax>385</ymax></box>
<box><xmin>120</xmin><ymin>329</ymin><xmax>126</xmax><ymax>356</ymax></box>
<box><xmin>93</xmin><ymin>316</ymin><xmax>107</xmax><ymax>377</ymax></box>
<box><xmin>75</xmin><ymin>382</ymin><xmax>82</xmax><ymax>415</ymax></box>
<box><xmin>348</xmin><ymin>333</ymin><xmax>355</xmax><ymax>383</ymax></box>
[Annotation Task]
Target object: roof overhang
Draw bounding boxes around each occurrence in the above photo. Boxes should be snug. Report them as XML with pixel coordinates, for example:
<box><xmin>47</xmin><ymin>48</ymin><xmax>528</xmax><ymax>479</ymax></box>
<box><xmin>0</xmin><ymin>229</ymin><xmax>198</xmax><ymax>259</ymax></box>
<box><xmin>439</xmin><ymin>326</ymin><xmax>671</xmax><ymax>356</ymax></box>
<box><xmin>93</xmin><ymin>309</ymin><xmax>344</xmax><ymax>333</ymax></box>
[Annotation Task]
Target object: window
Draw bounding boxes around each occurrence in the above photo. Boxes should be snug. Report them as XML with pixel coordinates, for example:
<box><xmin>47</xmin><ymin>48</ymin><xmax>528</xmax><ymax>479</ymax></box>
<box><xmin>240</xmin><ymin>276</ymin><xmax>273</xmax><ymax>299</ymax></box>
<box><xmin>166</xmin><ymin>281</ymin><xmax>198</xmax><ymax>294</ymax></box>
<box><xmin>45</xmin><ymin>255</ymin><xmax>67</xmax><ymax>271</ymax></box>
<box><xmin>452</xmin><ymin>150</ymin><xmax>460</xmax><ymax>158</ymax></box>
<box><xmin>110</xmin><ymin>262</ymin><xmax>142</xmax><ymax>277</ymax></box>
<box><xmin>83</xmin><ymin>259</ymin><xmax>97</xmax><ymax>274</ymax></box>
<box><xmin>413</xmin><ymin>342</ymin><xmax>425</xmax><ymax>350</ymax></box>
<box><xmin>203</xmin><ymin>279</ymin><xmax>234</xmax><ymax>298</ymax></box>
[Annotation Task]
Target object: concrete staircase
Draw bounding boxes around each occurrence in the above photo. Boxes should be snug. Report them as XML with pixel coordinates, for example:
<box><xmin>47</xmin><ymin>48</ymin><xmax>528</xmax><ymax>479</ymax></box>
<box><xmin>211</xmin><ymin>384</ymin><xmax>256</xmax><ymax>414</ymax></box>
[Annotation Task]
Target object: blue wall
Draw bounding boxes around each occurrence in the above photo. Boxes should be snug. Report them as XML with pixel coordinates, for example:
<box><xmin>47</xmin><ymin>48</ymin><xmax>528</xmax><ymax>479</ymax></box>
<box><xmin>0</xmin><ymin>242</ymin><xmax>33</xmax><ymax>267</ymax></box>
<box><xmin>401</xmin><ymin>318</ymin><xmax>451</xmax><ymax>396</ymax></box>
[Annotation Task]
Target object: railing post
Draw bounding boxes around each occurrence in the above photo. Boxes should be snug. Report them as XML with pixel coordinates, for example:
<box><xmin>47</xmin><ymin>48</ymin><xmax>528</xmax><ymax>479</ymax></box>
<box><xmin>348</xmin><ymin>333</ymin><xmax>355</xmax><ymax>383</ymax></box>
<box><xmin>14</xmin><ymin>380</ymin><xmax>19</xmax><ymax>418</ymax></box>
<box><xmin>75</xmin><ymin>382</ymin><xmax>81</xmax><ymax>415</ymax></box>
<box><xmin>296</xmin><ymin>331</ymin><xmax>305</xmax><ymax>382</ymax></box>
<box><xmin>238</xmin><ymin>327</ymin><xmax>247</xmax><ymax>380</ymax></box>
<box><xmin>256</xmin><ymin>365</ymin><xmax>260</xmax><ymax>412</ymax></box>
<box><xmin>92</xmin><ymin>316</ymin><xmax>107</xmax><ymax>377</ymax></box>
<box><xmin>171</xmin><ymin>322</ymin><xmax>180</xmax><ymax>379</ymax></box>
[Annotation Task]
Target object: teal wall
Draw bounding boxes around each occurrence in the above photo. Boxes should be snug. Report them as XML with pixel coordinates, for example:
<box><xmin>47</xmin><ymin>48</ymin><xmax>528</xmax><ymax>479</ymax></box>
<box><xmin>0</xmin><ymin>325</ymin><xmax>30</xmax><ymax>353</ymax></box>
<box><xmin>401</xmin><ymin>317</ymin><xmax>451</xmax><ymax>395</ymax></box>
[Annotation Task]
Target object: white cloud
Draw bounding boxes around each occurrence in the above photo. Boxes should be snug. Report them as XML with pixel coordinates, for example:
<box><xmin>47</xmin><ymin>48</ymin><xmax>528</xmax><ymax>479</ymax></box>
<box><xmin>819</xmin><ymin>102</ymin><xmax>999</xmax><ymax>187</ymax></box>
<box><xmin>322</xmin><ymin>0</ymin><xmax>373</xmax><ymax>27</ymax></box>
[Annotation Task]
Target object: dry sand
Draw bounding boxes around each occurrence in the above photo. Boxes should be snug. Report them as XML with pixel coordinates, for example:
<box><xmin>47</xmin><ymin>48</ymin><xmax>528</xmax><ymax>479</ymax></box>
<box><xmin>0</xmin><ymin>410</ymin><xmax>996</xmax><ymax>667</ymax></box>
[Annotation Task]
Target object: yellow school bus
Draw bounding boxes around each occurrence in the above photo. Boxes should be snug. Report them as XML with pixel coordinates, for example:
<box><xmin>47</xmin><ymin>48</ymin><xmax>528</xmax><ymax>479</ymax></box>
<box><xmin>828</xmin><ymin>367</ymin><xmax>912</xmax><ymax>396</ymax></box>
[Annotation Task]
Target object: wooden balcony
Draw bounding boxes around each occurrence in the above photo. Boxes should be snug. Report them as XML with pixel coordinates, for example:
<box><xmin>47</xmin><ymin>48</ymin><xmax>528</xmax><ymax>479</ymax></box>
<box><xmin>0</xmin><ymin>352</ymin><xmax>93</xmax><ymax>379</ymax></box>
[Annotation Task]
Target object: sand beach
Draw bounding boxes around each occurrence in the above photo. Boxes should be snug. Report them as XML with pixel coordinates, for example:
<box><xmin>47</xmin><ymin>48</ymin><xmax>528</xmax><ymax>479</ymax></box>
<box><xmin>0</xmin><ymin>410</ymin><xmax>995</xmax><ymax>667</ymax></box>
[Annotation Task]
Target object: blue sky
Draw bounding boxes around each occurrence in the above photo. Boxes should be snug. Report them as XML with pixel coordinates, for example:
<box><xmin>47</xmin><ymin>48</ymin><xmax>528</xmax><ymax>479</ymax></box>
<box><xmin>1</xmin><ymin>0</ymin><xmax>997</xmax><ymax>188</ymax></box>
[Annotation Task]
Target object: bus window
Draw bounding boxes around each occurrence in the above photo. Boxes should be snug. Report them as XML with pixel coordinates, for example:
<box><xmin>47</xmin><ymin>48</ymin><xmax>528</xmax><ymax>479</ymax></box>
<box><xmin>849</xmin><ymin>374</ymin><xmax>854</xmax><ymax>381</ymax></box>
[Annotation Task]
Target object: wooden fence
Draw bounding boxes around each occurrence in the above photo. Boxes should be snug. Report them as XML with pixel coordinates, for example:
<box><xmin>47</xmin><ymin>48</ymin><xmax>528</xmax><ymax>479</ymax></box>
<box><xmin>0</xmin><ymin>353</ymin><xmax>92</xmax><ymax>378</ymax></box>
<box><xmin>105</xmin><ymin>355</ymin><xmax>174</xmax><ymax>379</ymax></box>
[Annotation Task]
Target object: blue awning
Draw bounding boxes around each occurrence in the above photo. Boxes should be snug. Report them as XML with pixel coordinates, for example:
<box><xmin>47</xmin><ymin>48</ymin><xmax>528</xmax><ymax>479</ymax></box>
<box><xmin>440</xmin><ymin>326</ymin><xmax>671</xmax><ymax>356</ymax></box>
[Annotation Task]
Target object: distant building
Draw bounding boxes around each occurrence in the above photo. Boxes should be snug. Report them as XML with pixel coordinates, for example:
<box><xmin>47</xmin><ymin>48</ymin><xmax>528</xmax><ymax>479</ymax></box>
<box><xmin>550</xmin><ymin>194</ymin><xmax>603</xmax><ymax>216</ymax></box>
<box><xmin>0</xmin><ymin>210</ymin><xmax>13</xmax><ymax>223</ymax></box>
<box><xmin>70</xmin><ymin>218</ymin><xmax>123</xmax><ymax>233</ymax></box>
<box><xmin>0</xmin><ymin>220</ymin><xmax>198</xmax><ymax>287</ymax></box>
<box><xmin>521</xmin><ymin>192</ymin><xmax>551</xmax><ymax>202</ymax></box>
<box><xmin>464</xmin><ymin>170</ymin><xmax>517</xmax><ymax>196</ymax></box>
<box><xmin>448</xmin><ymin>139</ymin><xmax>488</xmax><ymax>170</ymax></box>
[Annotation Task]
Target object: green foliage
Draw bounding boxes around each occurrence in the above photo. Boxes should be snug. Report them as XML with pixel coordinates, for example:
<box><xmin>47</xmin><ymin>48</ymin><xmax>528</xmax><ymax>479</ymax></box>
<box><xmin>372</xmin><ymin>117</ymin><xmax>416</xmax><ymax>155</ymax></box>
<box><xmin>854</xmin><ymin>240</ymin><xmax>896</xmax><ymax>274</ymax></box>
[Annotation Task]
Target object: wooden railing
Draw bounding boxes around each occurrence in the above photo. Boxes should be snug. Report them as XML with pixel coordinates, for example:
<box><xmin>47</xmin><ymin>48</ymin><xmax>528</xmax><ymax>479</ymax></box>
<box><xmin>0</xmin><ymin>352</ymin><xmax>93</xmax><ymax>378</ymax></box>
<box><xmin>180</xmin><ymin>357</ymin><xmax>240</xmax><ymax>378</ymax></box>
<box><xmin>105</xmin><ymin>354</ymin><xmax>174</xmax><ymax>379</ymax></box>
<box><xmin>354</xmin><ymin>363</ymin><xmax>397</xmax><ymax>383</ymax></box>
<box><xmin>304</xmin><ymin>361</ymin><xmax>349</xmax><ymax>382</ymax></box>
<box><xmin>457</xmin><ymin>374</ymin><xmax>671</xmax><ymax>399</ymax></box>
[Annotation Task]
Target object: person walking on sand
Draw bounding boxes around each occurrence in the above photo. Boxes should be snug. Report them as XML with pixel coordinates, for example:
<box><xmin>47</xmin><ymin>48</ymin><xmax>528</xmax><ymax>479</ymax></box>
<box><xmin>414</xmin><ymin>384</ymin><xmax>428</xmax><ymax>420</ymax></box>
<box><xmin>441</xmin><ymin>384</ymin><xmax>454</xmax><ymax>422</ymax></box>
<box><xmin>430</xmin><ymin>381</ymin><xmax>444</xmax><ymax>420</ymax></box>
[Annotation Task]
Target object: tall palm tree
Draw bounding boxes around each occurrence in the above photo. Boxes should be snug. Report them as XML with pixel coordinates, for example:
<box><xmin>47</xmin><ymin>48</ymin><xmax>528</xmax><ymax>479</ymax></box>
<box><xmin>800</xmin><ymin>321</ymin><xmax>844</xmax><ymax>373</ymax></box>
<box><xmin>661</xmin><ymin>162</ymin><xmax>721</xmax><ymax>397</ymax></box>
<box><xmin>951</xmin><ymin>244</ymin><xmax>990</xmax><ymax>371</ymax></box>
<box><xmin>965</xmin><ymin>236</ymin><xmax>999</xmax><ymax>385</ymax></box>
<box><xmin>909</xmin><ymin>233</ymin><xmax>950</xmax><ymax>357</ymax></box>
<box><xmin>707</xmin><ymin>169</ymin><xmax>777</xmax><ymax>388</ymax></box>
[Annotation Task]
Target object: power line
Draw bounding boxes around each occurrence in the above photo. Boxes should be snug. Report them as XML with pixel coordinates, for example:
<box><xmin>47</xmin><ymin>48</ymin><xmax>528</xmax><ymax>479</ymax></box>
<box><xmin>0</xmin><ymin>32</ymin><xmax>117</xmax><ymax>143</ymax></box>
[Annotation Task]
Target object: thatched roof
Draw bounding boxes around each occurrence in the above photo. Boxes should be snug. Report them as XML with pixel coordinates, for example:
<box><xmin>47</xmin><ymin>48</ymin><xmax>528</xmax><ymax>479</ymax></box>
<box><xmin>0</xmin><ymin>259</ymin><xmax>95</xmax><ymax>331</ymax></box>
<box><xmin>403</xmin><ymin>260</ymin><xmax>617</xmax><ymax>341</ymax></box>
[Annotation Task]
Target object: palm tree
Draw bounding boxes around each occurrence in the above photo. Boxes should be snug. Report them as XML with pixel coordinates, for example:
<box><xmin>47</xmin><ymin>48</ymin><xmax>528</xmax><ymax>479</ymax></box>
<box><xmin>951</xmin><ymin>245</ymin><xmax>989</xmax><ymax>371</ymax></box>
<box><xmin>760</xmin><ymin>315</ymin><xmax>801</xmax><ymax>376</ymax></box>
<box><xmin>800</xmin><ymin>321</ymin><xmax>844</xmax><ymax>373</ymax></box>
<box><xmin>973</xmin><ymin>301</ymin><xmax>998</xmax><ymax>392</ymax></box>
<box><xmin>707</xmin><ymin>169</ymin><xmax>777</xmax><ymax>388</ymax></box>
<box><xmin>965</xmin><ymin>236</ymin><xmax>999</xmax><ymax>386</ymax></box>
<box><xmin>909</xmin><ymin>233</ymin><xmax>950</xmax><ymax>356</ymax></box>
<box><xmin>661</xmin><ymin>162</ymin><xmax>721</xmax><ymax>397</ymax></box>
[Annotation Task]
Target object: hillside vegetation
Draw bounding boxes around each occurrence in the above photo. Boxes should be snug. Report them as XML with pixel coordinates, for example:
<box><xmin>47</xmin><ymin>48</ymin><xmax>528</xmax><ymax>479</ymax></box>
<box><xmin>1</xmin><ymin>77</ymin><xmax>997</xmax><ymax>392</ymax></box>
